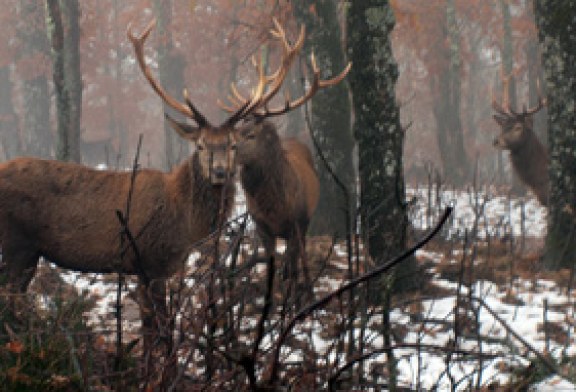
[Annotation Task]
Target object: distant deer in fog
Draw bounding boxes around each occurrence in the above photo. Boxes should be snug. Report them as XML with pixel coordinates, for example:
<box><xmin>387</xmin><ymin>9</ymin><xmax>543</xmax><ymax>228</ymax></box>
<box><xmin>492</xmin><ymin>79</ymin><xmax>549</xmax><ymax>206</ymax></box>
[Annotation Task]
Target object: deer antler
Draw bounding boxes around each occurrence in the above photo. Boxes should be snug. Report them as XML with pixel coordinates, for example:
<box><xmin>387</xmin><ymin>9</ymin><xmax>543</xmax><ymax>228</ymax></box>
<box><xmin>492</xmin><ymin>73</ymin><xmax>546</xmax><ymax>121</ymax></box>
<box><xmin>524</xmin><ymin>79</ymin><xmax>546</xmax><ymax>116</ymax></box>
<box><xmin>127</xmin><ymin>19</ymin><xmax>210</xmax><ymax>127</ymax></box>
<box><xmin>492</xmin><ymin>73</ymin><xmax>513</xmax><ymax>117</ymax></box>
<box><xmin>220</xmin><ymin>18</ymin><xmax>351</xmax><ymax>124</ymax></box>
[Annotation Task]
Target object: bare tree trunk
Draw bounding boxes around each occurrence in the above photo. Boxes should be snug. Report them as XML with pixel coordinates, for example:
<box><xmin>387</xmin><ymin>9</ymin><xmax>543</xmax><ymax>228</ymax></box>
<box><xmin>534</xmin><ymin>0</ymin><xmax>576</xmax><ymax>269</ymax></box>
<box><xmin>153</xmin><ymin>0</ymin><xmax>188</xmax><ymax>170</ymax></box>
<box><xmin>45</xmin><ymin>0</ymin><xmax>82</xmax><ymax>163</ymax></box>
<box><xmin>526</xmin><ymin>0</ymin><xmax>547</xmax><ymax>146</ymax></box>
<box><xmin>46</xmin><ymin>0</ymin><xmax>70</xmax><ymax>161</ymax></box>
<box><xmin>293</xmin><ymin>0</ymin><xmax>355</xmax><ymax>238</ymax></box>
<box><xmin>0</xmin><ymin>66</ymin><xmax>21</xmax><ymax>160</ymax></box>
<box><xmin>500</xmin><ymin>0</ymin><xmax>525</xmax><ymax>195</ymax></box>
<box><xmin>430</xmin><ymin>0</ymin><xmax>469</xmax><ymax>186</ymax></box>
<box><xmin>19</xmin><ymin>0</ymin><xmax>52</xmax><ymax>158</ymax></box>
<box><xmin>347</xmin><ymin>1</ymin><xmax>414</xmax><ymax>291</ymax></box>
<box><xmin>61</xmin><ymin>0</ymin><xmax>82</xmax><ymax>163</ymax></box>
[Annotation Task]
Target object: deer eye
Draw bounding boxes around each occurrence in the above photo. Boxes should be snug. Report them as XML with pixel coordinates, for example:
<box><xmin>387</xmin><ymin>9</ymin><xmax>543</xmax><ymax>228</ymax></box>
<box><xmin>197</xmin><ymin>144</ymin><xmax>205</xmax><ymax>151</ymax></box>
<box><xmin>230</xmin><ymin>144</ymin><xmax>237</xmax><ymax>151</ymax></box>
<box><xmin>244</xmin><ymin>133</ymin><xmax>256</xmax><ymax>140</ymax></box>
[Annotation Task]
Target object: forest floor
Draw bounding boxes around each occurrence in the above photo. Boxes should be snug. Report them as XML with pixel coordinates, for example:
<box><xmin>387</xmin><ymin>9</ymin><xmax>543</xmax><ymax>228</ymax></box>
<box><xmin>4</xmin><ymin>184</ymin><xmax>576</xmax><ymax>390</ymax></box>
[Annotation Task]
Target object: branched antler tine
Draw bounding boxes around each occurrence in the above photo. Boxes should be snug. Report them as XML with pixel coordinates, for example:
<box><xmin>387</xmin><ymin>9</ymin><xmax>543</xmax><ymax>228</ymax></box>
<box><xmin>247</xmin><ymin>21</ymin><xmax>305</xmax><ymax>111</ymax></box>
<box><xmin>127</xmin><ymin>20</ymin><xmax>194</xmax><ymax>119</ymax></box>
<box><xmin>229</xmin><ymin>86</ymin><xmax>248</xmax><ymax>107</ymax></box>
<box><xmin>222</xmin><ymin>20</ymin><xmax>309</xmax><ymax>123</ymax></box>
<box><xmin>217</xmin><ymin>98</ymin><xmax>238</xmax><ymax>113</ymax></box>
<box><xmin>525</xmin><ymin>79</ymin><xmax>546</xmax><ymax>115</ymax></box>
<box><xmin>241</xmin><ymin>56</ymin><xmax>268</xmax><ymax>115</ymax></box>
<box><xmin>228</xmin><ymin>91</ymin><xmax>248</xmax><ymax>107</ymax></box>
<box><xmin>492</xmin><ymin>100</ymin><xmax>508</xmax><ymax>116</ymax></box>
<box><xmin>502</xmin><ymin>75</ymin><xmax>511</xmax><ymax>112</ymax></box>
<box><xmin>260</xmin><ymin>54</ymin><xmax>351</xmax><ymax>117</ymax></box>
<box><xmin>223</xmin><ymin>56</ymin><xmax>267</xmax><ymax>124</ymax></box>
<box><xmin>251</xmin><ymin>28</ymin><xmax>304</xmax><ymax>113</ymax></box>
<box><xmin>318</xmin><ymin>61</ymin><xmax>352</xmax><ymax>88</ymax></box>
<box><xmin>183</xmin><ymin>89</ymin><xmax>209</xmax><ymax>127</ymax></box>
<box><xmin>491</xmin><ymin>74</ymin><xmax>513</xmax><ymax>117</ymax></box>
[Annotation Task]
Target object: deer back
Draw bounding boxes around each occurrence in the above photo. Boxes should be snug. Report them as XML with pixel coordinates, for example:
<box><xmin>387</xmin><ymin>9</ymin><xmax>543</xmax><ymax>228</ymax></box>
<box><xmin>0</xmin><ymin>152</ymin><xmax>234</xmax><ymax>278</ymax></box>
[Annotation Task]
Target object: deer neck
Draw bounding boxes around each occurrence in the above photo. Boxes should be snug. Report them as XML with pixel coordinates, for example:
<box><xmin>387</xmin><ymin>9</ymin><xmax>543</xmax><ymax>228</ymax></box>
<box><xmin>171</xmin><ymin>154</ymin><xmax>234</xmax><ymax>231</ymax></box>
<box><xmin>240</xmin><ymin>140</ymin><xmax>291</xmax><ymax>202</ymax></box>
<box><xmin>510</xmin><ymin>135</ymin><xmax>549</xmax><ymax>193</ymax></box>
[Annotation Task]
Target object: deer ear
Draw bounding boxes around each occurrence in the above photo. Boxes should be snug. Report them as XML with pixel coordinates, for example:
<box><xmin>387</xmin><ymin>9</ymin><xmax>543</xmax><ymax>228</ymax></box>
<box><xmin>165</xmin><ymin>114</ymin><xmax>201</xmax><ymax>141</ymax></box>
<box><xmin>492</xmin><ymin>114</ymin><xmax>507</xmax><ymax>126</ymax></box>
<box><xmin>236</xmin><ymin>119</ymin><xmax>261</xmax><ymax>140</ymax></box>
<box><xmin>523</xmin><ymin>115</ymin><xmax>534</xmax><ymax>129</ymax></box>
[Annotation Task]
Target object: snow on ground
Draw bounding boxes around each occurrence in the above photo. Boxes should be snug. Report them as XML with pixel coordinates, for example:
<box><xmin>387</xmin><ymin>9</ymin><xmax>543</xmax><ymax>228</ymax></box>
<box><xmin>407</xmin><ymin>186</ymin><xmax>547</xmax><ymax>239</ymax></box>
<box><xmin>52</xmin><ymin>187</ymin><xmax>576</xmax><ymax>390</ymax></box>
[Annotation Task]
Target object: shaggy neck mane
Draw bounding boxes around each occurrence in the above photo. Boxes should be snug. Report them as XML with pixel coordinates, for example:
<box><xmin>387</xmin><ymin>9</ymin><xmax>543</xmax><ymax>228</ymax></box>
<box><xmin>510</xmin><ymin>132</ymin><xmax>549</xmax><ymax>188</ymax></box>
<box><xmin>172</xmin><ymin>153</ymin><xmax>234</xmax><ymax>231</ymax></box>
<box><xmin>241</xmin><ymin>127</ymin><xmax>292</xmax><ymax>206</ymax></box>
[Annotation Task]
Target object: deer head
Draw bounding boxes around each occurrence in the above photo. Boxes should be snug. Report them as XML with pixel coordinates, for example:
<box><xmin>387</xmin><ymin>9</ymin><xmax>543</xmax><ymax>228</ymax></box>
<box><xmin>491</xmin><ymin>76</ymin><xmax>549</xmax><ymax>206</ymax></box>
<box><xmin>127</xmin><ymin>20</ymin><xmax>244</xmax><ymax>185</ymax></box>
<box><xmin>128</xmin><ymin>18</ymin><xmax>350</xmax><ymax>181</ymax></box>
<box><xmin>492</xmin><ymin>77</ymin><xmax>546</xmax><ymax>152</ymax></box>
<box><xmin>218</xmin><ymin>18</ymin><xmax>351</xmax><ymax>142</ymax></box>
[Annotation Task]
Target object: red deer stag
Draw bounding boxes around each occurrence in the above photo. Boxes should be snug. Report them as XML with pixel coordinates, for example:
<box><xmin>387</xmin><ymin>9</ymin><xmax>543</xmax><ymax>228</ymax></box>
<box><xmin>222</xmin><ymin>19</ymin><xmax>351</xmax><ymax>286</ymax></box>
<box><xmin>492</xmin><ymin>79</ymin><xmax>549</xmax><ymax>206</ymax></box>
<box><xmin>0</xmin><ymin>20</ymin><xmax>258</xmax><ymax>347</ymax></box>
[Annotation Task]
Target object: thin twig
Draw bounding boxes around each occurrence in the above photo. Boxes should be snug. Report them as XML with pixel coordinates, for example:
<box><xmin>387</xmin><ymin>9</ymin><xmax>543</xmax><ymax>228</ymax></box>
<box><xmin>471</xmin><ymin>296</ymin><xmax>562</xmax><ymax>377</ymax></box>
<box><xmin>114</xmin><ymin>134</ymin><xmax>144</xmax><ymax>375</ymax></box>
<box><xmin>267</xmin><ymin>206</ymin><xmax>453</xmax><ymax>385</ymax></box>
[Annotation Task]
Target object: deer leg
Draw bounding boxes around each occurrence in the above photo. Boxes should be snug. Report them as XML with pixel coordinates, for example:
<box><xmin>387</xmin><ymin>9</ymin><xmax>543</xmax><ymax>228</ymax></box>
<box><xmin>1</xmin><ymin>237</ymin><xmax>39</xmax><ymax>293</ymax></box>
<box><xmin>0</xmin><ymin>238</ymin><xmax>39</xmax><ymax>319</ymax></box>
<box><xmin>137</xmin><ymin>278</ymin><xmax>168</xmax><ymax>355</ymax></box>
<box><xmin>259</xmin><ymin>227</ymin><xmax>276</xmax><ymax>264</ymax></box>
<box><xmin>285</xmin><ymin>237</ymin><xmax>300</xmax><ymax>283</ymax></box>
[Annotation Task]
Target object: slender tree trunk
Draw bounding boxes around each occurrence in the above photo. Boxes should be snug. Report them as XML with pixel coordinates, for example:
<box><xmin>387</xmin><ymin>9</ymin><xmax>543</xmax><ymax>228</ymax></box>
<box><xmin>500</xmin><ymin>0</ymin><xmax>526</xmax><ymax>195</ymax></box>
<box><xmin>46</xmin><ymin>0</ymin><xmax>71</xmax><ymax>161</ymax></box>
<box><xmin>526</xmin><ymin>0</ymin><xmax>547</xmax><ymax>146</ymax></box>
<box><xmin>534</xmin><ymin>0</ymin><xmax>576</xmax><ymax>269</ymax></box>
<box><xmin>153</xmin><ymin>0</ymin><xmax>188</xmax><ymax>170</ymax></box>
<box><xmin>0</xmin><ymin>66</ymin><xmax>21</xmax><ymax>160</ymax></box>
<box><xmin>62</xmin><ymin>0</ymin><xmax>82</xmax><ymax>163</ymax></box>
<box><xmin>110</xmin><ymin>0</ymin><xmax>126</xmax><ymax>164</ymax></box>
<box><xmin>347</xmin><ymin>1</ymin><xmax>413</xmax><ymax>291</ymax></box>
<box><xmin>45</xmin><ymin>0</ymin><xmax>82</xmax><ymax>163</ymax></box>
<box><xmin>20</xmin><ymin>0</ymin><xmax>52</xmax><ymax>158</ymax></box>
<box><xmin>430</xmin><ymin>0</ymin><xmax>469</xmax><ymax>185</ymax></box>
<box><xmin>293</xmin><ymin>0</ymin><xmax>356</xmax><ymax>238</ymax></box>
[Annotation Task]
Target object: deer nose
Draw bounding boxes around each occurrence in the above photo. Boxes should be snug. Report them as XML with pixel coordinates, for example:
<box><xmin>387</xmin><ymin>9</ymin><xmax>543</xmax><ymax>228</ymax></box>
<box><xmin>213</xmin><ymin>167</ymin><xmax>227</xmax><ymax>180</ymax></box>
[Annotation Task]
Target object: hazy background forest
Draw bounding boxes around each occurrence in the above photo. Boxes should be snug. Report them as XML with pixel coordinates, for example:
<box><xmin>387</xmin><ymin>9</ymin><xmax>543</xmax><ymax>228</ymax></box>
<box><xmin>0</xmin><ymin>0</ymin><xmax>543</xmax><ymax>180</ymax></box>
<box><xmin>1</xmin><ymin>0</ymin><xmax>576</xmax><ymax>391</ymax></box>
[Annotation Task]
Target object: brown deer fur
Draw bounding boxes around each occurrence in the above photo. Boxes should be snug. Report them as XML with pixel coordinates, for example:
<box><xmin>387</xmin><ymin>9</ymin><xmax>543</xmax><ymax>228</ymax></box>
<box><xmin>0</xmin><ymin>129</ymin><xmax>235</xmax><ymax>292</ymax></box>
<box><xmin>493</xmin><ymin>106</ymin><xmax>549</xmax><ymax>206</ymax></box>
<box><xmin>235</xmin><ymin>119</ymin><xmax>319</xmax><ymax>282</ymax></box>
<box><xmin>0</xmin><ymin>126</ymin><xmax>236</xmax><ymax>351</ymax></box>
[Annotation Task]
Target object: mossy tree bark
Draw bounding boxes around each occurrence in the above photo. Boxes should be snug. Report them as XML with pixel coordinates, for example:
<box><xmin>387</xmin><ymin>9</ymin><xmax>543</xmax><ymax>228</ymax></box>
<box><xmin>293</xmin><ymin>0</ymin><xmax>356</xmax><ymax>238</ymax></box>
<box><xmin>347</xmin><ymin>1</ymin><xmax>415</xmax><ymax>292</ymax></box>
<box><xmin>46</xmin><ymin>0</ymin><xmax>81</xmax><ymax>163</ymax></box>
<box><xmin>534</xmin><ymin>0</ymin><xmax>576</xmax><ymax>269</ymax></box>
